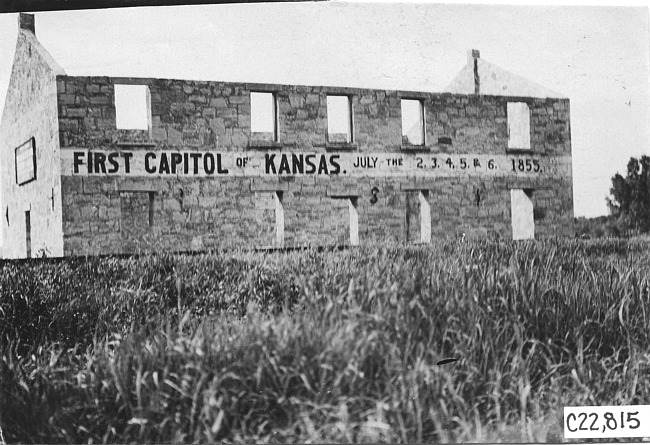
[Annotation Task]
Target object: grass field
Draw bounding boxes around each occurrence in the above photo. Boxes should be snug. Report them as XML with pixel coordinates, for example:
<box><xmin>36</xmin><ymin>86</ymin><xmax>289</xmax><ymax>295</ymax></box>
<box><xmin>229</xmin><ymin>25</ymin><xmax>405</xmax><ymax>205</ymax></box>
<box><xmin>1</xmin><ymin>238</ymin><xmax>649</xmax><ymax>443</ymax></box>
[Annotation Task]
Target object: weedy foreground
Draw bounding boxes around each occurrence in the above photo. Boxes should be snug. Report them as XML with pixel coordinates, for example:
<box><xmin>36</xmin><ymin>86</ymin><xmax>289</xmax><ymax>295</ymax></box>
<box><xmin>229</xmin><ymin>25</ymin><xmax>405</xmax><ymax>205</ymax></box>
<box><xmin>1</xmin><ymin>239</ymin><xmax>649</xmax><ymax>443</ymax></box>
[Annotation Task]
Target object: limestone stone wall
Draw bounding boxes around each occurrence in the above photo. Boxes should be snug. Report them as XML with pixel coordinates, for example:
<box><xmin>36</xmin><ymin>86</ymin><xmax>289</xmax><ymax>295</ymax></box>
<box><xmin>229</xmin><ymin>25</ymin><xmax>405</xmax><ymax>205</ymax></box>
<box><xmin>56</xmin><ymin>76</ymin><xmax>571</xmax><ymax>155</ymax></box>
<box><xmin>0</xmin><ymin>28</ymin><xmax>64</xmax><ymax>259</ymax></box>
<box><xmin>56</xmin><ymin>76</ymin><xmax>573</xmax><ymax>255</ymax></box>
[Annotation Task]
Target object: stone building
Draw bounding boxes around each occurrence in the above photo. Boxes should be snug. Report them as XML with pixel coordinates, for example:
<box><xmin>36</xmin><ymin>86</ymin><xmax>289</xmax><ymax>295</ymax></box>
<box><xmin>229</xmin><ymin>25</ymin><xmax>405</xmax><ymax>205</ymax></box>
<box><xmin>0</xmin><ymin>13</ymin><xmax>573</xmax><ymax>258</ymax></box>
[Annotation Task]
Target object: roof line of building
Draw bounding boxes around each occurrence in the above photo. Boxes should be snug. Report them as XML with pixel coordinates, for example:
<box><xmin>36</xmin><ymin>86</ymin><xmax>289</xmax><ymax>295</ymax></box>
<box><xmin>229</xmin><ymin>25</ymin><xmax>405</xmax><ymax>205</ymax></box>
<box><xmin>15</xmin><ymin>13</ymin><xmax>565</xmax><ymax>100</ymax></box>
<box><xmin>445</xmin><ymin>49</ymin><xmax>566</xmax><ymax>99</ymax></box>
<box><xmin>1</xmin><ymin>0</ymin><xmax>316</xmax><ymax>14</ymax></box>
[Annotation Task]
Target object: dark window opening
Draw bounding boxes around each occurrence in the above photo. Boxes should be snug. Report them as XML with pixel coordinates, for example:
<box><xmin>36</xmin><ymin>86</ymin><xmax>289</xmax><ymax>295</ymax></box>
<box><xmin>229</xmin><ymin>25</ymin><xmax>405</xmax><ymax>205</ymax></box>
<box><xmin>148</xmin><ymin>192</ymin><xmax>155</xmax><ymax>227</ymax></box>
<box><xmin>120</xmin><ymin>191</ymin><xmax>155</xmax><ymax>253</ymax></box>
<box><xmin>25</xmin><ymin>210</ymin><xmax>31</xmax><ymax>258</ymax></box>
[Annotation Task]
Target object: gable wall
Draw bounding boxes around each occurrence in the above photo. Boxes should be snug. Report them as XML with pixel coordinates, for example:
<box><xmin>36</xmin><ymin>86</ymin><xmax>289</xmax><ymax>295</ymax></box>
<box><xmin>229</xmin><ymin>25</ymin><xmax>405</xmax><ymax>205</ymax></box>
<box><xmin>0</xmin><ymin>31</ymin><xmax>63</xmax><ymax>258</ymax></box>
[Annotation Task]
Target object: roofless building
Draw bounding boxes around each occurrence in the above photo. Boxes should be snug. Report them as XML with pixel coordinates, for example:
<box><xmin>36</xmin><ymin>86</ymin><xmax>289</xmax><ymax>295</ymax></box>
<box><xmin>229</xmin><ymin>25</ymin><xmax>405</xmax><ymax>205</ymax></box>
<box><xmin>0</xmin><ymin>13</ymin><xmax>573</xmax><ymax>258</ymax></box>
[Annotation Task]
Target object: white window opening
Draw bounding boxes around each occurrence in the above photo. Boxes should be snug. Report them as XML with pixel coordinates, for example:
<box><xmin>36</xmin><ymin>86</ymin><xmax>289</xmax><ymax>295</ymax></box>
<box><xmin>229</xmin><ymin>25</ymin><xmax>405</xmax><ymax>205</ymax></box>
<box><xmin>419</xmin><ymin>191</ymin><xmax>431</xmax><ymax>243</ymax></box>
<box><xmin>401</xmin><ymin>99</ymin><xmax>425</xmax><ymax>146</ymax></box>
<box><xmin>511</xmin><ymin>189</ymin><xmax>534</xmax><ymax>240</ymax></box>
<box><xmin>327</xmin><ymin>95</ymin><xmax>353</xmax><ymax>143</ymax></box>
<box><xmin>349</xmin><ymin>197</ymin><xmax>359</xmax><ymax>246</ymax></box>
<box><xmin>507</xmin><ymin>102</ymin><xmax>531</xmax><ymax>150</ymax></box>
<box><xmin>115</xmin><ymin>84</ymin><xmax>151</xmax><ymax>130</ymax></box>
<box><xmin>275</xmin><ymin>192</ymin><xmax>284</xmax><ymax>246</ymax></box>
<box><xmin>251</xmin><ymin>92</ymin><xmax>277</xmax><ymax>141</ymax></box>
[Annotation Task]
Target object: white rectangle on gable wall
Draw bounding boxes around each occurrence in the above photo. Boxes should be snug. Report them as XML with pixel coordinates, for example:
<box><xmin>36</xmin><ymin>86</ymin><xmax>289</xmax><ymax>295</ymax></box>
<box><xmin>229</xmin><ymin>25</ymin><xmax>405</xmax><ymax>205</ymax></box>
<box><xmin>15</xmin><ymin>138</ymin><xmax>36</xmax><ymax>184</ymax></box>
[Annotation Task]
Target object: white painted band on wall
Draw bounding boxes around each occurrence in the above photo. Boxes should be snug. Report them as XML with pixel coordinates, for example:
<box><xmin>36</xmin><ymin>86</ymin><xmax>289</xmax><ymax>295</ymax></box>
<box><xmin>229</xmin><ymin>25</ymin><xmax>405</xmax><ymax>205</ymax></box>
<box><xmin>60</xmin><ymin>149</ymin><xmax>571</xmax><ymax>178</ymax></box>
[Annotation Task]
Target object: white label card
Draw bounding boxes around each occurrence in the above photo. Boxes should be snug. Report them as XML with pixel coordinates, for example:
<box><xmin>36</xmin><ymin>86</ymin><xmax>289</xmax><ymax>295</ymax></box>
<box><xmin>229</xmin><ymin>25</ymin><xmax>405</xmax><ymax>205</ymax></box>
<box><xmin>564</xmin><ymin>405</ymin><xmax>650</xmax><ymax>439</ymax></box>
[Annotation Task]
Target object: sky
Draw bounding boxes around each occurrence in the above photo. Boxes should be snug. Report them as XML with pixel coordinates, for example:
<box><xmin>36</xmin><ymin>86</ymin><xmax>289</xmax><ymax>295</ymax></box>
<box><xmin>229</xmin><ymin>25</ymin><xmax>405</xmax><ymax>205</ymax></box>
<box><xmin>0</xmin><ymin>1</ymin><xmax>648</xmax><ymax>218</ymax></box>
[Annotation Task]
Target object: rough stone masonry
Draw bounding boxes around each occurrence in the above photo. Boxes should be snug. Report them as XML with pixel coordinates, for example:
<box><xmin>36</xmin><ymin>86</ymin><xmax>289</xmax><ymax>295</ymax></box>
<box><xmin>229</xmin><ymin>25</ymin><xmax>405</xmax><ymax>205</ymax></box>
<box><xmin>0</xmin><ymin>13</ymin><xmax>573</xmax><ymax>258</ymax></box>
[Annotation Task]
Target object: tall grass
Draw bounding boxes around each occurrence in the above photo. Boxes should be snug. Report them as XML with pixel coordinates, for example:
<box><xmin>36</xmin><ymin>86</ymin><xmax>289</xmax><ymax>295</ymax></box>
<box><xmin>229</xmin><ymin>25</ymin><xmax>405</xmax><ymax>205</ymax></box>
<box><xmin>1</xmin><ymin>238</ymin><xmax>649</xmax><ymax>442</ymax></box>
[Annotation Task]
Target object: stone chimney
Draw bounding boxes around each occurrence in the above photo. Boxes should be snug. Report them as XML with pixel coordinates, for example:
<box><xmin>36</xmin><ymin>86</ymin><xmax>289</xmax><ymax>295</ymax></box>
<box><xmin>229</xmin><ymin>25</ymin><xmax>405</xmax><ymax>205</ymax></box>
<box><xmin>467</xmin><ymin>49</ymin><xmax>480</xmax><ymax>64</ymax></box>
<box><xmin>468</xmin><ymin>49</ymin><xmax>480</xmax><ymax>94</ymax></box>
<box><xmin>19</xmin><ymin>13</ymin><xmax>35</xmax><ymax>35</ymax></box>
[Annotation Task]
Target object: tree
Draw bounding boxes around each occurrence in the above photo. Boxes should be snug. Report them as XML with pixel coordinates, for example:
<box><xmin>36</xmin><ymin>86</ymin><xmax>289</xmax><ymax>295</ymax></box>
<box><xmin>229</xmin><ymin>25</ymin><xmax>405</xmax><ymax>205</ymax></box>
<box><xmin>607</xmin><ymin>156</ymin><xmax>650</xmax><ymax>234</ymax></box>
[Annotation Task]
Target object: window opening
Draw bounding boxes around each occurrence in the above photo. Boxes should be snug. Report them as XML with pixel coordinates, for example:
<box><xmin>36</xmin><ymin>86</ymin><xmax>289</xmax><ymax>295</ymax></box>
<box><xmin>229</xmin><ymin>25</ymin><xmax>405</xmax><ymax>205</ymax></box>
<box><xmin>419</xmin><ymin>191</ymin><xmax>431</xmax><ymax>243</ymax></box>
<box><xmin>251</xmin><ymin>92</ymin><xmax>278</xmax><ymax>142</ymax></box>
<box><xmin>275</xmin><ymin>192</ymin><xmax>284</xmax><ymax>246</ymax></box>
<box><xmin>327</xmin><ymin>95</ymin><xmax>353</xmax><ymax>143</ymax></box>
<box><xmin>401</xmin><ymin>99</ymin><xmax>425</xmax><ymax>146</ymax></box>
<box><xmin>349</xmin><ymin>197</ymin><xmax>359</xmax><ymax>246</ymax></box>
<box><xmin>25</xmin><ymin>210</ymin><xmax>31</xmax><ymax>258</ymax></box>
<box><xmin>507</xmin><ymin>102</ymin><xmax>531</xmax><ymax>149</ymax></box>
<box><xmin>120</xmin><ymin>191</ymin><xmax>154</xmax><ymax>253</ymax></box>
<box><xmin>148</xmin><ymin>192</ymin><xmax>155</xmax><ymax>227</ymax></box>
<box><xmin>511</xmin><ymin>189</ymin><xmax>534</xmax><ymax>240</ymax></box>
<box><xmin>115</xmin><ymin>84</ymin><xmax>151</xmax><ymax>130</ymax></box>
